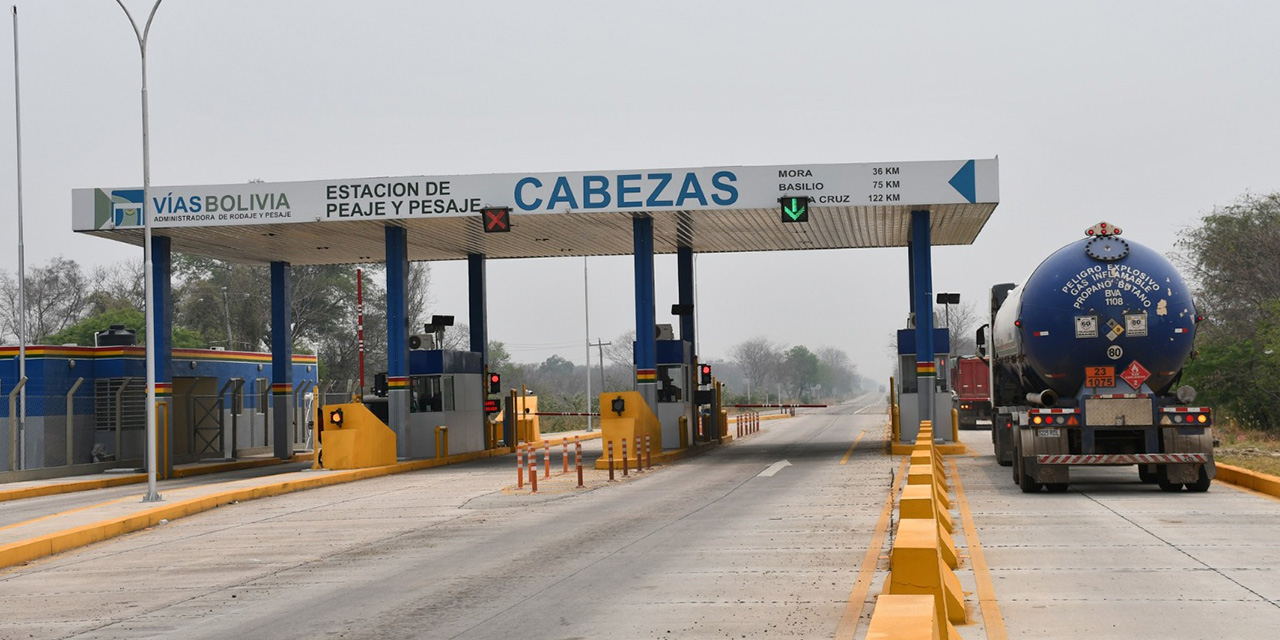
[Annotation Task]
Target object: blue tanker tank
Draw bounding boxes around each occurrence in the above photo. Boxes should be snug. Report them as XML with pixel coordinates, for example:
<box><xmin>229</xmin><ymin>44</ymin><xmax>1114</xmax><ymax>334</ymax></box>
<box><xmin>986</xmin><ymin>222</ymin><xmax>1213</xmax><ymax>494</ymax></box>
<box><xmin>992</xmin><ymin>221</ymin><xmax>1199</xmax><ymax>400</ymax></box>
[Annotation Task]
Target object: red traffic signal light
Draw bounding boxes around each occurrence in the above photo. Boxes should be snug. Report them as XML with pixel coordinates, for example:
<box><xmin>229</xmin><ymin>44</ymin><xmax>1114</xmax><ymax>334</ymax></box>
<box><xmin>488</xmin><ymin>372</ymin><xmax>501</xmax><ymax>394</ymax></box>
<box><xmin>699</xmin><ymin>364</ymin><xmax>712</xmax><ymax>384</ymax></box>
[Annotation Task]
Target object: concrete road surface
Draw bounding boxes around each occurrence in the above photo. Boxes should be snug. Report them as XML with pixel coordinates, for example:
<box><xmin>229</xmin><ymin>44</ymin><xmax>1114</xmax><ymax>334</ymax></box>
<box><xmin>955</xmin><ymin>431</ymin><xmax>1280</xmax><ymax>639</ymax></box>
<box><xmin>0</xmin><ymin>400</ymin><xmax>891</xmax><ymax>639</ymax></box>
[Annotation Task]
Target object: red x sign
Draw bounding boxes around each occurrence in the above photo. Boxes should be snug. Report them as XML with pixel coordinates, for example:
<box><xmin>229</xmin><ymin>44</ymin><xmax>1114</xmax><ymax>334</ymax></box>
<box><xmin>482</xmin><ymin>207</ymin><xmax>511</xmax><ymax>233</ymax></box>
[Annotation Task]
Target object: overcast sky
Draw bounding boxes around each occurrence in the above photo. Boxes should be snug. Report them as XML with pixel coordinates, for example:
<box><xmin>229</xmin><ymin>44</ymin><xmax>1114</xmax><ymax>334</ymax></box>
<box><xmin>1</xmin><ymin>1</ymin><xmax>1278</xmax><ymax>384</ymax></box>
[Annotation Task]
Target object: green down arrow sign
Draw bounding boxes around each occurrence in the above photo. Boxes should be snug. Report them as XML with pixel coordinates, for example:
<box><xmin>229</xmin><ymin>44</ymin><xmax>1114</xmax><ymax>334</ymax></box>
<box><xmin>781</xmin><ymin>196</ymin><xmax>809</xmax><ymax>223</ymax></box>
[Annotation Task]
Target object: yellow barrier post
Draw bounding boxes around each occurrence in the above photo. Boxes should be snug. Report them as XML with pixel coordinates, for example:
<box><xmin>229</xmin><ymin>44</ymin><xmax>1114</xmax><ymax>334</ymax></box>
<box><xmin>889</xmin><ymin>518</ymin><xmax>967</xmax><ymax>631</ymax></box>
<box><xmin>866</xmin><ymin>594</ymin><xmax>944</xmax><ymax>640</ymax></box>
<box><xmin>951</xmin><ymin>408</ymin><xmax>960</xmax><ymax>443</ymax></box>
<box><xmin>435</xmin><ymin>426</ymin><xmax>449</xmax><ymax>459</ymax></box>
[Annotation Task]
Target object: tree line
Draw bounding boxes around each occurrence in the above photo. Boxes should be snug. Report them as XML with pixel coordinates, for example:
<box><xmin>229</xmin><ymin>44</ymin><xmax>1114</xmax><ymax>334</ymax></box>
<box><xmin>0</xmin><ymin>255</ymin><xmax>435</xmax><ymax>383</ymax></box>
<box><xmin>1178</xmin><ymin>192</ymin><xmax>1280</xmax><ymax>430</ymax></box>
<box><xmin>1</xmin><ymin>254</ymin><xmax>868</xmax><ymax>427</ymax></box>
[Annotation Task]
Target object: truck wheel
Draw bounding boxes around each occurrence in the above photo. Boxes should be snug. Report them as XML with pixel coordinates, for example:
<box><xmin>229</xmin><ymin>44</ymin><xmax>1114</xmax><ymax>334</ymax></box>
<box><xmin>995</xmin><ymin>417</ymin><xmax>1013</xmax><ymax>467</ymax></box>
<box><xmin>1186</xmin><ymin>466</ymin><xmax>1212</xmax><ymax>493</ymax></box>
<box><xmin>1138</xmin><ymin>465</ymin><xmax>1158</xmax><ymax>484</ymax></box>
<box><xmin>1045</xmin><ymin>483</ymin><xmax>1069</xmax><ymax>493</ymax></box>
<box><xmin>1019</xmin><ymin>466</ymin><xmax>1043</xmax><ymax>493</ymax></box>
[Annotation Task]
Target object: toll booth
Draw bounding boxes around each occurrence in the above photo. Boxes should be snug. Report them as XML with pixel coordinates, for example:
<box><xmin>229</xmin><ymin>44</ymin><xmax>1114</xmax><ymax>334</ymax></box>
<box><xmin>404</xmin><ymin>349</ymin><xmax>484</xmax><ymax>458</ymax></box>
<box><xmin>896</xmin><ymin>328</ymin><xmax>953</xmax><ymax>443</ymax></box>
<box><xmin>654</xmin><ymin>332</ymin><xmax>695</xmax><ymax>450</ymax></box>
<box><xmin>1</xmin><ymin>344</ymin><xmax>317</xmax><ymax>473</ymax></box>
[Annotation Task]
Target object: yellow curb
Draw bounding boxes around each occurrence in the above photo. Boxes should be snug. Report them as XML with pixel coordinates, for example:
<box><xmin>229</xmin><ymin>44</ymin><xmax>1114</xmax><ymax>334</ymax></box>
<box><xmin>2</xmin><ymin>453</ymin><xmax>316</xmax><ymax>504</ymax></box>
<box><xmin>0</xmin><ymin>474</ymin><xmax>146</xmax><ymax>504</ymax></box>
<box><xmin>0</xmin><ymin>446</ymin><xmax>512</xmax><ymax>571</ymax></box>
<box><xmin>1215</xmin><ymin>463</ymin><xmax>1280</xmax><ymax>498</ymax></box>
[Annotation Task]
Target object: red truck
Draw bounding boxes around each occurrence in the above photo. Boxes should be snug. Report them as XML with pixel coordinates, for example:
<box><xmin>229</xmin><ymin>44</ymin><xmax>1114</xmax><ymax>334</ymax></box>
<box><xmin>951</xmin><ymin>356</ymin><xmax>992</xmax><ymax>429</ymax></box>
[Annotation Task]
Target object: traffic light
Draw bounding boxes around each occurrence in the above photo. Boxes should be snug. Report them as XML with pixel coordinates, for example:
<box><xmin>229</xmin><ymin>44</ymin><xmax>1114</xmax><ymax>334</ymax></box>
<box><xmin>329</xmin><ymin>407</ymin><xmax>344</xmax><ymax>427</ymax></box>
<box><xmin>488</xmin><ymin>371</ymin><xmax>501</xmax><ymax>394</ymax></box>
<box><xmin>780</xmin><ymin>196</ymin><xmax>809</xmax><ymax>223</ymax></box>
<box><xmin>482</xmin><ymin>207</ymin><xmax>511</xmax><ymax>233</ymax></box>
<box><xmin>699</xmin><ymin>364</ymin><xmax>712</xmax><ymax>385</ymax></box>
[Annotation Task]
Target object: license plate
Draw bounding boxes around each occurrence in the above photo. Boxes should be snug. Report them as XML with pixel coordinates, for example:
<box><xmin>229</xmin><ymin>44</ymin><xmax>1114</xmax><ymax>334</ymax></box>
<box><xmin>1036</xmin><ymin>428</ymin><xmax>1061</xmax><ymax>438</ymax></box>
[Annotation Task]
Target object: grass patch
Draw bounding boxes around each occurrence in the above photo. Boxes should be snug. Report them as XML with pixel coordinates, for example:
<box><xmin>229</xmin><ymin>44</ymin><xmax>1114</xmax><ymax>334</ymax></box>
<box><xmin>1214</xmin><ymin>421</ymin><xmax>1280</xmax><ymax>476</ymax></box>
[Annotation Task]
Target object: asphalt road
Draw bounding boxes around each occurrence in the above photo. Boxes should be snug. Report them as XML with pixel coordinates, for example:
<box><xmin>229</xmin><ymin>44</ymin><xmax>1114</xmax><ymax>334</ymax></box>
<box><xmin>0</xmin><ymin>399</ymin><xmax>890</xmax><ymax>639</ymax></box>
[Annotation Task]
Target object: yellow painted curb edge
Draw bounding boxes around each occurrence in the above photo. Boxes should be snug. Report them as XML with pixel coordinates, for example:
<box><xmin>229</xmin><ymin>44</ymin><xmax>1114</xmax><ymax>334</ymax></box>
<box><xmin>0</xmin><ymin>446</ymin><xmax>510</xmax><ymax>571</ymax></box>
<box><xmin>0</xmin><ymin>474</ymin><xmax>146</xmax><ymax>504</ymax></box>
<box><xmin>1215</xmin><ymin>462</ymin><xmax>1280</xmax><ymax>498</ymax></box>
<box><xmin>1</xmin><ymin>453</ymin><xmax>316</xmax><ymax>504</ymax></box>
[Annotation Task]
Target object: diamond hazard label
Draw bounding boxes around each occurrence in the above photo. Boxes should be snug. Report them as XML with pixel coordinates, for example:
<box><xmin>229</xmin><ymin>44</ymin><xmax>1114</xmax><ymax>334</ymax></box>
<box><xmin>1120</xmin><ymin>360</ymin><xmax>1151</xmax><ymax>390</ymax></box>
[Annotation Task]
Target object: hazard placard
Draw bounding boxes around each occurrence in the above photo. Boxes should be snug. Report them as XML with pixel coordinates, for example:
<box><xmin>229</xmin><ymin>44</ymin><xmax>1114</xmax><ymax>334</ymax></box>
<box><xmin>1120</xmin><ymin>360</ymin><xmax>1150</xmax><ymax>390</ymax></box>
<box><xmin>1086</xmin><ymin>366</ymin><xmax>1115</xmax><ymax>388</ymax></box>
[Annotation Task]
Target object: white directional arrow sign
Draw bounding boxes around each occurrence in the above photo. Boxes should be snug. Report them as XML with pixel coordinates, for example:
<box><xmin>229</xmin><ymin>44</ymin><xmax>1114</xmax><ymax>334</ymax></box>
<box><xmin>758</xmin><ymin>460</ymin><xmax>793</xmax><ymax>477</ymax></box>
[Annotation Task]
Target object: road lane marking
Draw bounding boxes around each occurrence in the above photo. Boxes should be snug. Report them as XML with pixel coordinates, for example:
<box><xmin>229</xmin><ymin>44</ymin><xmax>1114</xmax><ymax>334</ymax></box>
<box><xmin>839</xmin><ymin>431</ymin><xmax>868</xmax><ymax>465</ymax></box>
<box><xmin>757</xmin><ymin>460</ymin><xmax>792</xmax><ymax>477</ymax></box>
<box><xmin>950</xmin><ymin>458</ymin><xmax>1008</xmax><ymax>640</ymax></box>
<box><xmin>833</xmin><ymin>456</ymin><xmax>908</xmax><ymax>640</ymax></box>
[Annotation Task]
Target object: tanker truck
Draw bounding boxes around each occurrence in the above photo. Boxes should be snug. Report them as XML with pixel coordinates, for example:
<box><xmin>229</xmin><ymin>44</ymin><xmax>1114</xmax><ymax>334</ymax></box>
<box><xmin>978</xmin><ymin>221</ymin><xmax>1213</xmax><ymax>493</ymax></box>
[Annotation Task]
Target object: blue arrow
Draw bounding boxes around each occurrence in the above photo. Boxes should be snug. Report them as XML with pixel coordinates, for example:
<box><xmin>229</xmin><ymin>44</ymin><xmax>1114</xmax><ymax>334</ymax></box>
<box><xmin>949</xmin><ymin>159</ymin><xmax>976</xmax><ymax>203</ymax></box>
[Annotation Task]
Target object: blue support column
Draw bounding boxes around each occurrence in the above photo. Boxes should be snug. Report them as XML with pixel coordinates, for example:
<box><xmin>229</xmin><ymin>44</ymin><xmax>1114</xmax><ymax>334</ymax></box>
<box><xmin>907</xmin><ymin>239</ymin><xmax>917</xmax><ymax>317</ymax></box>
<box><xmin>151</xmin><ymin>236</ymin><xmax>173</xmax><ymax>477</ymax></box>
<box><xmin>468</xmin><ymin>253</ymin><xmax>487</xmax><ymax>359</ymax></box>
<box><xmin>468</xmin><ymin>253</ymin><xmax>498</xmax><ymax>446</ymax></box>
<box><xmin>270</xmin><ymin>261</ymin><xmax>293</xmax><ymax>461</ymax></box>
<box><xmin>677</xmin><ymin>246</ymin><xmax>696</xmax><ymax>351</ymax></box>
<box><xmin>385</xmin><ymin>226</ymin><xmax>410</xmax><ymax>457</ymax></box>
<box><xmin>677</xmin><ymin>245</ymin><xmax>697</xmax><ymax>444</ymax></box>
<box><xmin>910</xmin><ymin>210</ymin><xmax>937</xmax><ymax>442</ymax></box>
<box><xmin>633</xmin><ymin>216</ymin><xmax>658</xmax><ymax>410</ymax></box>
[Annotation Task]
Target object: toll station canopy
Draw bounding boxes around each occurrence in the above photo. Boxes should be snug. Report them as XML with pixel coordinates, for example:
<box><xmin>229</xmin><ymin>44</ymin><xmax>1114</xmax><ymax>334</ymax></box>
<box><xmin>72</xmin><ymin>159</ymin><xmax>999</xmax><ymax>264</ymax></box>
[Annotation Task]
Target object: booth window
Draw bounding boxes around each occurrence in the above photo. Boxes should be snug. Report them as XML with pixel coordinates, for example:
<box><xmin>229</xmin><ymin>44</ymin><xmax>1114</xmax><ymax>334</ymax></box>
<box><xmin>411</xmin><ymin>375</ymin><xmax>455</xmax><ymax>413</ymax></box>
<box><xmin>256</xmin><ymin>377</ymin><xmax>269</xmax><ymax>414</ymax></box>
<box><xmin>657</xmin><ymin>364</ymin><xmax>683</xmax><ymax>402</ymax></box>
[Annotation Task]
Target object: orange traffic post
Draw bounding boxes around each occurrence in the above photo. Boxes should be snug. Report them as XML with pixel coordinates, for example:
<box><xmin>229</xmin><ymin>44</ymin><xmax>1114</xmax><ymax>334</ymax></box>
<box><xmin>645</xmin><ymin>433</ymin><xmax>652</xmax><ymax>470</ymax></box>
<box><xmin>575</xmin><ymin>436</ymin><xmax>584</xmax><ymax>488</ymax></box>
<box><xmin>562</xmin><ymin>441</ymin><xmax>569</xmax><ymax>474</ymax></box>
<box><xmin>529</xmin><ymin>447</ymin><xmax>538</xmax><ymax>493</ymax></box>
<box><xmin>622</xmin><ymin>438</ymin><xmax>629</xmax><ymax>477</ymax></box>
<box><xmin>607</xmin><ymin>440</ymin><xmax>616</xmax><ymax>482</ymax></box>
<box><xmin>543</xmin><ymin>441</ymin><xmax>551</xmax><ymax>479</ymax></box>
<box><xmin>517</xmin><ymin>445</ymin><xmax>525</xmax><ymax>489</ymax></box>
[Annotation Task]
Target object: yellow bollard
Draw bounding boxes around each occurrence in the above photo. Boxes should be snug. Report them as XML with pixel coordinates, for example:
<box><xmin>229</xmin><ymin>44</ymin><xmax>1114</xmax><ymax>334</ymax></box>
<box><xmin>889</xmin><ymin>518</ymin><xmax>967</xmax><ymax>627</ymax></box>
<box><xmin>435</xmin><ymin>426</ymin><xmax>449</xmax><ymax>459</ymax></box>
<box><xmin>866</xmin><ymin>594</ymin><xmax>947</xmax><ymax>640</ymax></box>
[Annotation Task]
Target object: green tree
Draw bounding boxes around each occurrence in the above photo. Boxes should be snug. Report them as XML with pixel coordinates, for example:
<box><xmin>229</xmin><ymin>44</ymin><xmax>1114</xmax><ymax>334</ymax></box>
<box><xmin>1177</xmin><ymin>192</ymin><xmax>1280</xmax><ymax>430</ymax></box>
<box><xmin>46</xmin><ymin>307</ymin><xmax>204</xmax><ymax>348</ymax></box>
<box><xmin>782</xmin><ymin>345</ymin><xmax>821</xmax><ymax>401</ymax></box>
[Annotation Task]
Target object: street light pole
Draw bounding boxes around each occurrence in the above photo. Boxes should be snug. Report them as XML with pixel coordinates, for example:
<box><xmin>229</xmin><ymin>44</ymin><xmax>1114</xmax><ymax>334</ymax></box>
<box><xmin>583</xmin><ymin>258</ymin><xmax>591</xmax><ymax>432</ymax></box>
<box><xmin>12</xmin><ymin>6</ymin><xmax>27</xmax><ymax>468</ymax></box>
<box><xmin>114</xmin><ymin>0</ymin><xmax>165</xmax><ymax>502</ymax></box>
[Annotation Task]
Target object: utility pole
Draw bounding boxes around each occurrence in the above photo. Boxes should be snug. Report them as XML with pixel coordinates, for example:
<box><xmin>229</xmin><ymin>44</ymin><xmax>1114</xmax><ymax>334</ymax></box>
<box><xmin>590</xmin><ymin>338</ymin><xmax>611</xmax><ymax>399</ymax></box>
